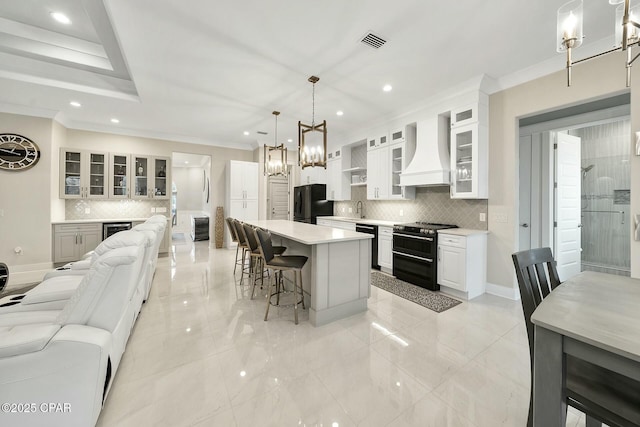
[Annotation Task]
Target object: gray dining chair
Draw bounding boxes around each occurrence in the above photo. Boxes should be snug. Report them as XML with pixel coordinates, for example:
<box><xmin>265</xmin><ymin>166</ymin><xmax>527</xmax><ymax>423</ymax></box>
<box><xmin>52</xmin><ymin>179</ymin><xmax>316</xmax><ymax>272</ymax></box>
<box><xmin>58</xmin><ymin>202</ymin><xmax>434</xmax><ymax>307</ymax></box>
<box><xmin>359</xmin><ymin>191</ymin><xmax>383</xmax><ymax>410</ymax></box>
<box><xmin>512</xmin><ymin>247</ymin><xmax>640</xmax><ymax>427</ymax></box>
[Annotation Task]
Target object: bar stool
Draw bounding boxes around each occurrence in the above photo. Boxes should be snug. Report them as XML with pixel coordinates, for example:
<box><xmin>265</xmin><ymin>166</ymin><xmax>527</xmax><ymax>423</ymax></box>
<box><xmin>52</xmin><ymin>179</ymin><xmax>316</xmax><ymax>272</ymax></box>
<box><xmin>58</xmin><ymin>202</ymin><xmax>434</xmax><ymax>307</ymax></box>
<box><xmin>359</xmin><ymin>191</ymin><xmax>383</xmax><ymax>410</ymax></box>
<box><xmin>254</xmin><ymin>228</ymin><xmax>307</xmax><ymax>324</ymax></box>
<box><xmin>225</xmin><ymin>217</ymin><xmax>243</xmax><ymax>274</ymax></box>
<box><xmin>241</xmin><ymin>223</ymin><xmax>286</xmax><ymax>298</ymax></box>
<box><xmin>231</xmin><ymin>219</ymin><xmax>251</xmax><ymax>282</ymax></box>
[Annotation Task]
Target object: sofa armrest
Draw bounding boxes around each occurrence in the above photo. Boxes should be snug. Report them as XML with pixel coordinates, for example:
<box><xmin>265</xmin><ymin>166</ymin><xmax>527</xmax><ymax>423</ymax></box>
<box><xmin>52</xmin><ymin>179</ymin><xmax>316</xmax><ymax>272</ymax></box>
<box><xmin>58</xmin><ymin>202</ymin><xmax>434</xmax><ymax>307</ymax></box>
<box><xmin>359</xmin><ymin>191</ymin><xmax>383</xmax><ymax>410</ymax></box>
<box><xmin>0</xmin><ymin>324</ymin><xmax>61</xmax><ymax>358</ymax></box>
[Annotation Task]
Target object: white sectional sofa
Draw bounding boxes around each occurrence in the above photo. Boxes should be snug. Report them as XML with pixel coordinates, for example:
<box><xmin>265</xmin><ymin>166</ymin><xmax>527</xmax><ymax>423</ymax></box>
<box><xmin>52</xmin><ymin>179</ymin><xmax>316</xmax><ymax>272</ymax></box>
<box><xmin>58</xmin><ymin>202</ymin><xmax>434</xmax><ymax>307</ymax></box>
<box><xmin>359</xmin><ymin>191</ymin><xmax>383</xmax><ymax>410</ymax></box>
<box><xmin>0</xmin><ymin>215</ymin><xmax>167</xmax><ymax>427</ymax></box>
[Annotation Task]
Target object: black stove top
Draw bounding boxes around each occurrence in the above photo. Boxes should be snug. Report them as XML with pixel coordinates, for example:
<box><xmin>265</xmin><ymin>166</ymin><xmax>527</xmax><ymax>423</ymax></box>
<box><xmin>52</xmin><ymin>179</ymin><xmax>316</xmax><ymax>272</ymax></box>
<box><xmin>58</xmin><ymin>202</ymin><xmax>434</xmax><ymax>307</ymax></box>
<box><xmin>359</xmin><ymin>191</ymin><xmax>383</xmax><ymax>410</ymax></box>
<box><xmin>393</xmin><ymin>222</ymin><xmax>458</xmax><ymax>235</ymax></box>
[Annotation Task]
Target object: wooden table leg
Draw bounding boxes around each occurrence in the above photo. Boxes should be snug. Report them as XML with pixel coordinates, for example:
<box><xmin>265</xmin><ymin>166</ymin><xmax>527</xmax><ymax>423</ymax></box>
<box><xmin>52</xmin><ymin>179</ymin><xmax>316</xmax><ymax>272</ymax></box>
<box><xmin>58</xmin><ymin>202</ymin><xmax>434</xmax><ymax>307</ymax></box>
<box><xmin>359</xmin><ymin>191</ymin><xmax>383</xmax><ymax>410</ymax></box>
<box><xmin>533</xmin><ymin>325</ymin><xmax>567</xmax><ymax>427</ymax></box>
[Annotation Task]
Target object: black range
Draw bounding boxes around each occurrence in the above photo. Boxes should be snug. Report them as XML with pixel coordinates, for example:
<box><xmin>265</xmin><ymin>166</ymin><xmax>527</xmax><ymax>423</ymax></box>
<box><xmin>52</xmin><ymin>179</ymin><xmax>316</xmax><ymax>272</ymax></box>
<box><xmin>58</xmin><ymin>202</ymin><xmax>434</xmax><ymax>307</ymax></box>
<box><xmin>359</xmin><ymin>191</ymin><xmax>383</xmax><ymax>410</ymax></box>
<box><xmin>392</xmin><ymin>222</ymin><xmax>458</xmax><ymax>291</ymax></box>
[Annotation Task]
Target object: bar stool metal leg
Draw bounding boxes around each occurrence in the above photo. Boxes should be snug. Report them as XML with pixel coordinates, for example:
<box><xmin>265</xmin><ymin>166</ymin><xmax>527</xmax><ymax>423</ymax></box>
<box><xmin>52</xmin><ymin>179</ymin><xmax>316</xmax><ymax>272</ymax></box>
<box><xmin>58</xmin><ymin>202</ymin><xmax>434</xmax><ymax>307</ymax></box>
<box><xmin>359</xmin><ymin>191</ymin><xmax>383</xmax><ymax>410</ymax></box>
<box><xmin>293</xmin><ymin>270</ymin><xmax>299</xmax><ymax>325</ymax></box>
<box><xmin>264</xmin><ymin>268</ymin><xmax>276</xmax><ymax>321</ymax></box>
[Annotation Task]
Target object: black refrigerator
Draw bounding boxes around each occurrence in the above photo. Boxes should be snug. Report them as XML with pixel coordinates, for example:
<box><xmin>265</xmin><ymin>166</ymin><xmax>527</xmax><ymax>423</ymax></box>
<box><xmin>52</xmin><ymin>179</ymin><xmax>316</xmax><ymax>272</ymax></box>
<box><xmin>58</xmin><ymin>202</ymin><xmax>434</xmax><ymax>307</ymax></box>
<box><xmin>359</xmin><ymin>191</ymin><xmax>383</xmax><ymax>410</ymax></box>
<box><xmin>293</xmin><ymin>184</ymin><xmax>334</xmax><ymax>224</ymax></box>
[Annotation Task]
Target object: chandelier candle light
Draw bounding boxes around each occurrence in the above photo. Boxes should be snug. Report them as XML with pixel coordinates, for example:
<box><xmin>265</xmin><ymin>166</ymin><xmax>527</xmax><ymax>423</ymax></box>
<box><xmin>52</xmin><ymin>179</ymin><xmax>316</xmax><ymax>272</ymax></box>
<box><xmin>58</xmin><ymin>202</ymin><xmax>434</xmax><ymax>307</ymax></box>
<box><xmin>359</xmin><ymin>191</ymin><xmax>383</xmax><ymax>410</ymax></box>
<box><xmin>558</xmin><ymin>0</ymin><xmax>640</xmax><ymax>87</ymax></box>
<box><xmin>264</xmin><ymin>111</ymin><xmax>288</xmax><ymax>176</ymax></box>
<box><xmin>298</xmin><ymin>76</ymin><xmax>327</xmax><ymax>169</ymax></box>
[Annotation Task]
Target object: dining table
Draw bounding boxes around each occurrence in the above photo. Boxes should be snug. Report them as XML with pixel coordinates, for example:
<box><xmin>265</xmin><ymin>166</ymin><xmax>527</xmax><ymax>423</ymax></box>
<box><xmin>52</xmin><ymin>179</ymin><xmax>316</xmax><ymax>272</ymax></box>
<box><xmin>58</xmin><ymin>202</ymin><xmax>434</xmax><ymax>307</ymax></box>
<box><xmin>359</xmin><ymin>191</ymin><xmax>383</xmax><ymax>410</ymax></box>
<box><xmin>530</xmin><ymin>271</ymin><xmax>640</xmax><ymax>426</ymax></box>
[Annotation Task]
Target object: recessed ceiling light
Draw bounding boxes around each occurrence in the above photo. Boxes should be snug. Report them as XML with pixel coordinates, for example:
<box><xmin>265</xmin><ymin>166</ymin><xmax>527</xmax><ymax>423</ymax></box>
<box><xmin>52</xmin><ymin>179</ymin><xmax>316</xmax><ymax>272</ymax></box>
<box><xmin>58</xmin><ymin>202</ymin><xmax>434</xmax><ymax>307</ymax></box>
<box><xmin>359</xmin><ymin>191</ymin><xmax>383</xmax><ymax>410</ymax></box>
<box><xmin>110</xmin><ymin>118</ymin><xmax>120</xmax><ymax>124</ymax></box>
<box><xmin>383</xmin><ymin>84</ymin><xmax>393</xmax><ymax>92</ymax></box>
<box><xmin>50</xmin><ymin>12</ymin><xmax>71</xmax><ymax>25</ymax></box>
<box><xmin>287</xmin><ymin>138</ymin><xmax>293</xmax><ymax>143</ymax></box>
<box><xmin>185</xmin><ymin>161</ymin><xmax>189</xmax><ymax>164</ymax></box>
<box><xmin>69</xmin><ymin>101</ymin><xmax>81</xmax><ymax>108</ymax></box>
<box><xmin>243</xmin><ymin>131</ymin><xmax>250</xmax><ymax>136</ymax></box>
<box><xmin>336</xmin><ymin>111</ymin><xmax>344</xmax><ymax>116</ymax></box>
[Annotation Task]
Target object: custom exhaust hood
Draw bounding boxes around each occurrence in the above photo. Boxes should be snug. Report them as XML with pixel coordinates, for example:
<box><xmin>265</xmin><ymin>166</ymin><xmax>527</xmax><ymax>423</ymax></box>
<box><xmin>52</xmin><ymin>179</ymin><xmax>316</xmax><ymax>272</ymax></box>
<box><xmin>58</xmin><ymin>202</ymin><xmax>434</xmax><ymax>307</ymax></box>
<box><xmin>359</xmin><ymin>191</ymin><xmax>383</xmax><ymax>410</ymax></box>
<box><xmin>400</xmin><ymin>114</ymin><xmax>451</xmax><ymax>187</ymax></box>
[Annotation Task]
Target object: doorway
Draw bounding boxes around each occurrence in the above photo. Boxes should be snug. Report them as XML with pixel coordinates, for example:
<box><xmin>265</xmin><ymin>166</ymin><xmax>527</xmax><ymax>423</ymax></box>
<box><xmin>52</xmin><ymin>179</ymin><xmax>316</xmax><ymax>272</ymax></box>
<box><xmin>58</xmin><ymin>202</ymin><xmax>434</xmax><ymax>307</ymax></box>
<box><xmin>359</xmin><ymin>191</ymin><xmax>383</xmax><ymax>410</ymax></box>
<box><xmin>267</xmin><ymin>171</ymin><xmax>290</xmax><ymax>220</ymax></box>
<box><xmin>519</xmin><ymin>99</ymin><xmax>631</xmax><ymax>280</ymax></box>
<box><xmin>171</xmin><ymin>152</ymin><xmax>212</xmax><ymax>243</ymax></box>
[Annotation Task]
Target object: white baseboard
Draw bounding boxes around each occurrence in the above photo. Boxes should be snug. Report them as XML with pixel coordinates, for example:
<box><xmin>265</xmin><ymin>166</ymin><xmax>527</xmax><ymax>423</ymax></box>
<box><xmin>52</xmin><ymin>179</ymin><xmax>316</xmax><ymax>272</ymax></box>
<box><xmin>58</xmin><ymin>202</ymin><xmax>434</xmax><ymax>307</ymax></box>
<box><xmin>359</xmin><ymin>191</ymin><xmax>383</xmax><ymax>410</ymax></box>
<box><xmin>485</xmin><ymin>282</ymin><xmax>520</xmax><ymax>300</ymax></box>
<box><xmin>3</xmin><ymin>262</ymin><xmax>52</xmax><ymax>291</ymax></box>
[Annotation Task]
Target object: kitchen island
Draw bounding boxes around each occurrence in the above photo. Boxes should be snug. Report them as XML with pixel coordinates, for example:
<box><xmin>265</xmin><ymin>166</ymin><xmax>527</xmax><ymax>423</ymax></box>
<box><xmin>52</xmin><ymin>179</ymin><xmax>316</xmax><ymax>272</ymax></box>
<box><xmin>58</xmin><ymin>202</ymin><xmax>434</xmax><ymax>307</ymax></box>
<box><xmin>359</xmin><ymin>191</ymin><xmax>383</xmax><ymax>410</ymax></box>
<box><xmin>244</xmin><ymin>220</ymin><xmax>373</xmax><ymax>326</ymax></box>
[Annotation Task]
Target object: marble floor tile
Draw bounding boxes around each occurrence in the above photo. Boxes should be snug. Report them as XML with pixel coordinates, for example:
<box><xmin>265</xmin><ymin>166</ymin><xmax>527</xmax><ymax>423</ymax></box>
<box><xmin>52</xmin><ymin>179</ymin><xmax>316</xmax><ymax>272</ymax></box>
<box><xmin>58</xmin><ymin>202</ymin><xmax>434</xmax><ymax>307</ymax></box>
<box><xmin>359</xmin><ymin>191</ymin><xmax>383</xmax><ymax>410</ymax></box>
<box><xmin>387</xmin><ymin>392</ymin><xmax>478</xmax><ymax>427</ymax></box>
<box><xmin>315</xmin><ymin>347</ymin><xmax>430</xmax><ymax>427</ymax></box>
<box><xmin>96</xmin><ymin>240</ymin><xmax>592</xmax><ymax>427</ymax></box>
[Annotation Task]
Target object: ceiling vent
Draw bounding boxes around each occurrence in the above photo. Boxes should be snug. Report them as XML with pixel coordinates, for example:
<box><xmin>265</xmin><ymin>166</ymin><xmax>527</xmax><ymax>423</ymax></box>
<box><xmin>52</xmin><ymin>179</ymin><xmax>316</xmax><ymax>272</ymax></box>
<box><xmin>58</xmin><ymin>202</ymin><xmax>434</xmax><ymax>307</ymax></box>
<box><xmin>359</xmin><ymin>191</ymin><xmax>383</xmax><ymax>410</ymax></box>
<box><xmin>257</xmin><ymin>131</ymin><xmax>268</xmax><ymax>135</ymax></box>
<box><xmin>360</xmin><ymin>32</ymin><xmax>387</xmax><ymax>49</ymax></box>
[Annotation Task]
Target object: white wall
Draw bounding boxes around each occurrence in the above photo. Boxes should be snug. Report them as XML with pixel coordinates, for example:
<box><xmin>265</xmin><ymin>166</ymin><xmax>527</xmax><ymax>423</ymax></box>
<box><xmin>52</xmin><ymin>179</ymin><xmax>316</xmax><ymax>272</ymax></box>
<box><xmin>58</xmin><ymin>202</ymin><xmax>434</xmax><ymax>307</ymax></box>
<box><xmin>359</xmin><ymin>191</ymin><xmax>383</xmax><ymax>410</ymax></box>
<box><xmin>0</xmin><ymin>113</ymin><xmax>55</xmax><ymax>284</ymax></box>
<box><xmin>174</xmin><ymin>167</ymin><xmax>205</xmax><ymax>210</ymax></box>
<box><xmin>488</xmin><ymin>52</ymin><xmax>632</xmax><ymax>293</ymax></box>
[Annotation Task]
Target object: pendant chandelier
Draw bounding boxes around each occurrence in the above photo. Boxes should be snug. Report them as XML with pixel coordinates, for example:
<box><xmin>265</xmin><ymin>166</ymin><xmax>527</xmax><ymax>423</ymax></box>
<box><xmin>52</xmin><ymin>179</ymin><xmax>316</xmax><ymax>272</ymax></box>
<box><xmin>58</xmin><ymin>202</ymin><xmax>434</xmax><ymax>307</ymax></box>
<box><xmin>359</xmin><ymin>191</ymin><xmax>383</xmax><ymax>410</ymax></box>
<box><xmin>264</xmin><ymin>111</ymin><xmax>288</xmax><ymax>176</ymax></box>
<box><xmin>298</xmin><ymin>76</ymin><xmax>327</xmax><ymax>169</ymax></box>
<box><xmin>557</xmin><ymin>0</ymin><xmax>640</xmax><ymax>87</ymax></box>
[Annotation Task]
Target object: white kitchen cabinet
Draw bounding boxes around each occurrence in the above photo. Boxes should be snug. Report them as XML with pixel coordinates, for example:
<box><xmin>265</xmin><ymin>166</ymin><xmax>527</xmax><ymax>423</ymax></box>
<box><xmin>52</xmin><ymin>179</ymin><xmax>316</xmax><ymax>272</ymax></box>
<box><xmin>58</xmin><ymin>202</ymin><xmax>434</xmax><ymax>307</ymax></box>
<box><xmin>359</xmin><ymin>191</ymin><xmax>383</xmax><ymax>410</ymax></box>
<box><xmin>228</xmin><ymin>160</ymin><xmax>259</xmax><ymax>199</ymax></box>
<box><xmin>109</xmin><ymin>153</ymin><xmax>130</xmax><ymax>199</ymax></box>
<box><xmin>327</xmin><ymin>147</ymin><xmax>351</xmax><ymax>201</ymax></box>
<box><xmin>450</xmin><ymin>122</ymin><xmax>487</xmax><ymax>199</ymax></box>
<box><xmin>437</xmin><ymin>232</ymin><xmax>487</xmax><ymax>299</ymax></box>
<box><xmin>367</xmin><ymin>146</ymin><xmax>390</xmax><ymax>200</ymax></box>
<box><xmin>367</xmin><ymin>133</ymin><xmax>389</xmax><ymax>151</ymax></box>
<box><xmin>450</xmin><ymin>95</ymin><xmax>488</xmax><ymax>200</ymax></box>
<box><xmin>378</xmin><ymin>226</ymin><xmax>393</xmax><ymax>273</ymax></box>
<box><xmin>60</xmin><ymin>149</ymin><xmax>108</xmax><ymax>199</ymax></box>
<box><xmin>299</xmin><ymin>165</ymin><xmax>327</xmax><ymax>185</ymax></box>
<box><xmin>53</xmin><ymin>223</ymin><xmax>102</xmax><ymax>263</ymax></box>
<box><xmin>132</xmin><ymin>155</ymin><xmax>171</xmax><ymax>200</ymax></box>
<box><xmin>389</xmin><ymin>143</ymin><xmax>415</xmax><ymax>200</ymax></box>
<box><xmin>226</xmin><ymin>161</ymin><xmax>259</xmax><ymax>247</ymax></box>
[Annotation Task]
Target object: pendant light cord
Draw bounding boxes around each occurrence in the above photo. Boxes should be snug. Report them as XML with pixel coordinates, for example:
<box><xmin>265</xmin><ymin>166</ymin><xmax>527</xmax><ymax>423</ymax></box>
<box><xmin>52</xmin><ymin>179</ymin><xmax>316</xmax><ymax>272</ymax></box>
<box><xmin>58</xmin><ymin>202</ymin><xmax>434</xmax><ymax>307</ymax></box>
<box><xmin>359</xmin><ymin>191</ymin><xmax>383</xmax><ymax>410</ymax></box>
<box><xmin>311</xmin><ymin>82</ymin><xmax>315</xmax><ymax>128</ymax></box>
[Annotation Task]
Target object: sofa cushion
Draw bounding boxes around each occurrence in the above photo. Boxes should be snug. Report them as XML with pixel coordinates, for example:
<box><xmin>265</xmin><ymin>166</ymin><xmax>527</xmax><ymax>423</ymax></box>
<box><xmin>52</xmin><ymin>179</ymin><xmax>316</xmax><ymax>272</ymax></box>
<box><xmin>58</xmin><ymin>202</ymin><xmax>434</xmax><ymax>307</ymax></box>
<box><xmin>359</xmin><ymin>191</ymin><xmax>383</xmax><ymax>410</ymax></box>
<box><xmin>56</xmin><ymin>245</ymin><xmax>143</xmax><ymax>331</ymax></box>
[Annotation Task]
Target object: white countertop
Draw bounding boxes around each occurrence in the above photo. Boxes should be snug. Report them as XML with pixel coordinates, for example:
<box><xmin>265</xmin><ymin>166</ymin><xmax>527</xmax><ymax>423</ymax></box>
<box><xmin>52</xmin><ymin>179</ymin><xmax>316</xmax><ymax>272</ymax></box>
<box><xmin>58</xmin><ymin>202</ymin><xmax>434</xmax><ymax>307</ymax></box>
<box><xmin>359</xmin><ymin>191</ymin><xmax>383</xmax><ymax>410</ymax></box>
<box><xmin>317</xmin><ymin>216</ymin><xmax>397</xmax><ymax>228</ymax></box>
<box><xmin>438</xmin><ymin>228</ymin><xmax>488</xmax><ymax>236</ymax></box>
<box><xmin>244</xmin><ymin>220</ymin><xmax>373</xmax><ymax>245</ymax></box>
<box><xmin>52</xmin><ymin>217</ymin><xmax>155</xmax><ymax>225</ymax></box>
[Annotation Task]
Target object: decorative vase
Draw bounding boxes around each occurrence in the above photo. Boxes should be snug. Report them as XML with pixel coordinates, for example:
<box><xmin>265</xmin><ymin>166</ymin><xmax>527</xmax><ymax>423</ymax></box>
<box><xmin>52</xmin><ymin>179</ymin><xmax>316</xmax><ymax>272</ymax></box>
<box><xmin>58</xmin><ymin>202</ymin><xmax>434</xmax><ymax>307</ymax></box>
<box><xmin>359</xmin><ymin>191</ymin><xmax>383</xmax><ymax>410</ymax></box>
<box><xmin>215</xmin><ymin>207</ymin><xmax>224</xmax><ymax>248</ymax></box>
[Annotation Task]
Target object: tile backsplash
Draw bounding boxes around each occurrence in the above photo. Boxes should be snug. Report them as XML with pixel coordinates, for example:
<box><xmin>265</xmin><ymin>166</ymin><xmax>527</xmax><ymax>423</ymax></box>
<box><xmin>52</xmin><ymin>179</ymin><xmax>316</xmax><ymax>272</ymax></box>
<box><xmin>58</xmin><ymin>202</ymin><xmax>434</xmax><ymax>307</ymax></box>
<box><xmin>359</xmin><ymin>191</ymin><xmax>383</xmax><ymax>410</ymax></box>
<box><xmin>65</xmin><ymin>199</ymin><xmax>171</xmax><ymax>220</ymax></box>
<box><xmin>334</xmin><ymin>186</ymin><xmax>488</xmax><ymax>230</ymax></box>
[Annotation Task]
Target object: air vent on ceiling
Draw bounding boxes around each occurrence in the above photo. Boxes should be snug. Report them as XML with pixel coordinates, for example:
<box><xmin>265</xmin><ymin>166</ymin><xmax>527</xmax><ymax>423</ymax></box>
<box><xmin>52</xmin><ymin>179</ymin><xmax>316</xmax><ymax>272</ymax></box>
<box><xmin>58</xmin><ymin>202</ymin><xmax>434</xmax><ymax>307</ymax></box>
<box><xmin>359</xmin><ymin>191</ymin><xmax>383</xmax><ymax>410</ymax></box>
<box><xmin>257</xmin><ymin>131</ymin><xmax>268</xmax><ymax>135</ymax></box>
<box><xmin>360</xmin><ymin>32</ymin><xmax>387</xmax><ymax>49</ymax></box>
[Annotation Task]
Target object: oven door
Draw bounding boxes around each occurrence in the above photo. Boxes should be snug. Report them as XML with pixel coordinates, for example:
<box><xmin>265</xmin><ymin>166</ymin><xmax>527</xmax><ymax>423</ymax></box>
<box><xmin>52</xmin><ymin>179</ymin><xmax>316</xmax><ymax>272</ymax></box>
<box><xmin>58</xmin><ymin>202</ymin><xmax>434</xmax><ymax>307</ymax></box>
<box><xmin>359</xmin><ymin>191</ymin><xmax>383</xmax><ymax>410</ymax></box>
<box><xmin>392</xmin><ymin>232</ymin><xmax>436</xmax><ymax>258</ymax></box>
<box><xmin>392</xmin><ymin>250</ymin><xmax>438</xmax><ymax>291</ymax></box>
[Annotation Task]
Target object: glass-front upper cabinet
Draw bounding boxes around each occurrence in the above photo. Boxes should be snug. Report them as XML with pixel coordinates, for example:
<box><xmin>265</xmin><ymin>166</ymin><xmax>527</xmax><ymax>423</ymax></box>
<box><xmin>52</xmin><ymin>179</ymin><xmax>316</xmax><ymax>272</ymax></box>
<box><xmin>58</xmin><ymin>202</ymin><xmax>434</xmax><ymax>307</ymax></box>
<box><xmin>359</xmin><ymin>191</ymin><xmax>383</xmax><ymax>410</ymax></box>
<box><xmin>450</xmin><ymin>122</ymin><xmax>487</xmax><ymax>199</ymax></box>
<box><xmin>153</xmin><ymin>157</ymin><xmax>169</xmax><ymax>198</ymax></box>
<box><xmin>60</xmin><ymin>149</ymin><xmax>107</xmax><ymax>199</ymax></box>
<box><xmin>133</xmin><ymin>155</ymin><xmax>150</xmax><ymax>198</ymax></box>
<box><xmin>88</xmin><ymin>153</ymin><xmax>106</xmax><ymax>197</ymax></box>
<box><xmin>132</xmin><ymin>155</ymin><xmax>170</xmax><ymax>199</ymax></box>
<box><xmin>62</xmin><ymin>150</ymin><xmax>82</xmax><ymax>197</ymax></box>
<box><xmin>110</xmin><ymin>153</ymin><xmax>130</xmax><ymax>198</ymax></box>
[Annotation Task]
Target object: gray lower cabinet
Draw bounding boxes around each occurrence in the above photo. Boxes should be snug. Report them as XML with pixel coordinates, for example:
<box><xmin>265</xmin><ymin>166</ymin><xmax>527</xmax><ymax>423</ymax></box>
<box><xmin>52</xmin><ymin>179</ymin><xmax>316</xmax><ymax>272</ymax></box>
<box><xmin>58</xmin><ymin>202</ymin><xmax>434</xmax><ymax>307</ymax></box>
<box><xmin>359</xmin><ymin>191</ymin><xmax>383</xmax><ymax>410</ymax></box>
<box><xmin>53</xmin><ymin>223</ymin><xmax>102</xmax><ymax>263</ymax></box>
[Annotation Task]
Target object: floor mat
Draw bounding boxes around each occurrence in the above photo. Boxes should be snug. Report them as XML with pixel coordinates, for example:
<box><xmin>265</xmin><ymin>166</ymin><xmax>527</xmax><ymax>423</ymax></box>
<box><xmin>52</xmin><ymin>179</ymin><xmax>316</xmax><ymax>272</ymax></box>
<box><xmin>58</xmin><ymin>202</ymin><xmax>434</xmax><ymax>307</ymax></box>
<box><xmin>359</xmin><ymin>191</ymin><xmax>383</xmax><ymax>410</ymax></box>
<box><xmin>371</xmin><ymin>271</ymin><xmax>462</xmax><ymax>313</ymax></box>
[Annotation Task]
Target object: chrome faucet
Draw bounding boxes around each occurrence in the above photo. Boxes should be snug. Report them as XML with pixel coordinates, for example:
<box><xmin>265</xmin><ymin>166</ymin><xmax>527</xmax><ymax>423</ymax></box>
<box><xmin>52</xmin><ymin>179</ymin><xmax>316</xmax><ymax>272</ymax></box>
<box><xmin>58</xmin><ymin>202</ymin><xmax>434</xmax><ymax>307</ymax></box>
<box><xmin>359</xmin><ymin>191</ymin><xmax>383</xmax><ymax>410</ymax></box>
<box><xmin>356</xmin><ymin>201</ymin><xmax>364</xmax><ymax>218</ymax></box>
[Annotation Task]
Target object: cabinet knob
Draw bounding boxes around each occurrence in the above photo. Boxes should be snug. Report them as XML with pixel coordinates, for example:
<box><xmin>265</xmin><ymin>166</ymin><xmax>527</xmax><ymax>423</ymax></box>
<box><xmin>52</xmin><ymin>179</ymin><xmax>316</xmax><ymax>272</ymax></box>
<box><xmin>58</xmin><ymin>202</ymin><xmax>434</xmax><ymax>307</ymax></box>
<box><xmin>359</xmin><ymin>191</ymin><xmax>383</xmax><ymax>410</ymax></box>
<box><xmin>520</xmin><ymin>223</ymin><xmax>529</xmax><ymax>228</ymax></box>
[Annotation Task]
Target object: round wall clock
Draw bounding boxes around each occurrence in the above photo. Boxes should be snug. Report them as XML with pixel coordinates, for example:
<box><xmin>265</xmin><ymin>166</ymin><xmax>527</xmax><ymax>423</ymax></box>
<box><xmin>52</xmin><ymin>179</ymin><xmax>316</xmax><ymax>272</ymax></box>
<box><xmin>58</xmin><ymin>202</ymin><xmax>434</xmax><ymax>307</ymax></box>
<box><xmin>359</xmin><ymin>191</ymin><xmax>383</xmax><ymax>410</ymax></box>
<box><xmin>0</xmin><ymin>134</ymin><xmax>41</xmax><ymax>172</ymax></box>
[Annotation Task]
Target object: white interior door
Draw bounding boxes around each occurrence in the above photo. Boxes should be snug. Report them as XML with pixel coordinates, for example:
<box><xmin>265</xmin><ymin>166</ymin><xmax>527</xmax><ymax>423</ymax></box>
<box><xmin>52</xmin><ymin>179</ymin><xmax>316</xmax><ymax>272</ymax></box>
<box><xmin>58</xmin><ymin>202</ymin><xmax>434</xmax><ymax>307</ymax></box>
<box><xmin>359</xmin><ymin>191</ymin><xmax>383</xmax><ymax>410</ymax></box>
<box><xmin>554</xmin><ymin>132</ymin><xmax>582</xmax><ymax>282</ymax></box>
<box><xmin>268</xmin><ymin>177</ymin><xmax>289</xmax><ymax>220</ymax></box>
